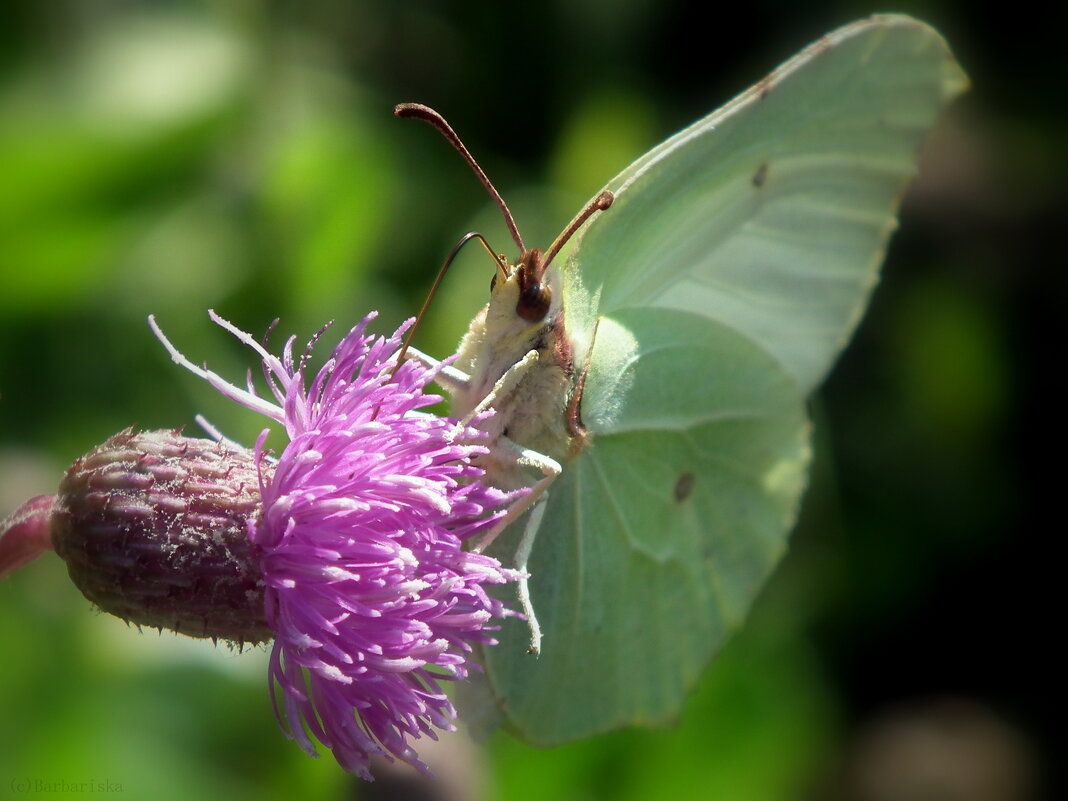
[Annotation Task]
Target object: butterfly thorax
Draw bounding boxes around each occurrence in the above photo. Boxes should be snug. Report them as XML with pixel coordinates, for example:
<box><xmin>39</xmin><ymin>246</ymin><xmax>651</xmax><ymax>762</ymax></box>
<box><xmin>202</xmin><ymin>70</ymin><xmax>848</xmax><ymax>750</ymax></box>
<box><xmin>450</xmin><ymin>252</ymin><xmax>585</xmax><ymax>488</ymax></box>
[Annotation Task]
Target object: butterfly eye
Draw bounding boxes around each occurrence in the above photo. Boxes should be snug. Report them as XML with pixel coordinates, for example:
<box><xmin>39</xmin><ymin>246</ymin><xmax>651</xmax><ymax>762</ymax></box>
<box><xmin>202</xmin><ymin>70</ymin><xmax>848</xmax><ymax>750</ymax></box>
<box><xmin>517</xmin><ymin>281</ymin><xmax>551</xmax><ymax>322</ymax></box>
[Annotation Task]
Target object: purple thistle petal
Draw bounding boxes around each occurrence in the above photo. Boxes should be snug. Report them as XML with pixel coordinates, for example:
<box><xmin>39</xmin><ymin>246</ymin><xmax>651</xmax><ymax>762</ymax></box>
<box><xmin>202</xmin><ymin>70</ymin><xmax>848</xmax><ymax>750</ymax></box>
<box><xmin>154</xmin><ymin>311</ymin><xmax>523</xmax><ymax>779</ymax></box>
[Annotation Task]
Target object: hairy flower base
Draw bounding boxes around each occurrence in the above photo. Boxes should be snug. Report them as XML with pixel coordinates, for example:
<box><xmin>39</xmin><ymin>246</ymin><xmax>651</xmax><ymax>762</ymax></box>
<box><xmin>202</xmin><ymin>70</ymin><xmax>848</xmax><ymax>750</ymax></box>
<box><xmin>51</xmin><ymin>428</ymin><xmax>273</xmax><ymax>644</ymax></box>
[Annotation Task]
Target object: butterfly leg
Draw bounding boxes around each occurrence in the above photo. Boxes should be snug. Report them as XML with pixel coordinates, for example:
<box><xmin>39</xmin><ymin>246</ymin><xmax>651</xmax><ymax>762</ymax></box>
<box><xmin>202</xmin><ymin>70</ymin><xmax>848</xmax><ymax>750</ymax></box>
<box><xmin>514</xmin><ymin>494</ymin><xmax>547</xmax><ymax>655</ymax></box>
<box><xmin>406</xmin><ymin>346</ymin><xmax>542</xmax><ymax>431</ymax></box>
<box><xmin>472</xmin><ymin>438</ymin><xmax>559</xmax><ymax>553</ymax></box>
<box><xmin>472</xmin><ymin>436</ymin><xmax>559</xmax><ymax>655</ymax></box>
<box><xmin>403</xmin><ymin>346</ymin><xmax>472</xmax><ymax>395</ymax></box>
<box><xmin>408</xmin><ymin>345</ymin><xmax>555</xmax><ymax>652</ymax></box>
<box><xmin>455</xmin><ymin>349</ymin><xmax>539</xmax><ymax>428</ymax></box>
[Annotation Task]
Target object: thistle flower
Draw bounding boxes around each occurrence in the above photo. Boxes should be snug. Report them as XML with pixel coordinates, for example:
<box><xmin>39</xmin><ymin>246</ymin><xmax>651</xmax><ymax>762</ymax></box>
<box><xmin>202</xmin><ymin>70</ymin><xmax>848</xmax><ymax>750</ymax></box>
<box><xmin>0</xmin><ymin>312</ymin><xmax>522</xmax><ymax>780</ymax></box>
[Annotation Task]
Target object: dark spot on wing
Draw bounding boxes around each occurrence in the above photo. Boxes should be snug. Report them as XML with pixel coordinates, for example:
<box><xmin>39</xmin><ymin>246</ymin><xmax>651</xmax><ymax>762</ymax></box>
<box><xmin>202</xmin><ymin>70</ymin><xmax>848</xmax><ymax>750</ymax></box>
<box><xmin>752</xmin><ymin>162</ymin><xmax>769</xmax><ymax>188</ymax></box>
<box><xmin>674</xmin><ymin>472</ymin><xmax>695</xmax><ymax>503</ymax></box>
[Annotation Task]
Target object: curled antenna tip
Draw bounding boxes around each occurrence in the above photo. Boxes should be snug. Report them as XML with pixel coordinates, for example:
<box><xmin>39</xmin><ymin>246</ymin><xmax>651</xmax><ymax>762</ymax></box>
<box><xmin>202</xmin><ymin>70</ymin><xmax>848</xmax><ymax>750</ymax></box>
<box><xmin>393</xmin><ymin>101</ymin><xmax>526</xmax><ymax>254</ymax></box>
<box><xmin>541</xmin><ymin>189</ymin><xmax>616</xmax><ymax>271</ymax></box>
<box><xmin>394</xmin><ymin>102</ymin><xmax>434</xmax><ymax>120</ymax></box>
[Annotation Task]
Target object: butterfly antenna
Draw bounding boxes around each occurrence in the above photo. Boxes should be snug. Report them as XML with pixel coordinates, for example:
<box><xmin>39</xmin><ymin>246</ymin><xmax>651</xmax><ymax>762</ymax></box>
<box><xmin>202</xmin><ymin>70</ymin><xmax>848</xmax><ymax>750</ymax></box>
<box><xmin>392</xmin><ymin>232</ymin><xmax>505</xmax><ymax>377</ymax></box>
<box><xmin>542</xmin><ymin>190</ymin><xmax>614</xmax><ymax>271</ymax></box>
<box><xmin>395</xmin><ymin>103</ymin><xmax>526</xmax><ymax>254</ymax></box>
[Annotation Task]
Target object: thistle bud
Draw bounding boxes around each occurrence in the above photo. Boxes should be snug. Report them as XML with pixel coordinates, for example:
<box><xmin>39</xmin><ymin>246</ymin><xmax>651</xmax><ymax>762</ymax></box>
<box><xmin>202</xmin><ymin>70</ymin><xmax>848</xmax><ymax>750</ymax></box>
<box><xmin>48</xmin><ymin>428</ymin><xmax>272</xmax><ymax>645</ymax></box>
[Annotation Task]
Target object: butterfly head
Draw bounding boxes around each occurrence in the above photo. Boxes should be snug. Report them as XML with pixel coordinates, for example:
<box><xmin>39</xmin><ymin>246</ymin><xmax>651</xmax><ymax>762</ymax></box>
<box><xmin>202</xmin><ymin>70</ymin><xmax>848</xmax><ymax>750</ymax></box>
<box><xmin>475</xmin><ymin>248</ymin><xmax>560</xmax><ymax>360</ymax></box>
<box><xmin>489</xmin><ymin>248</ymin><xmax>553</xmax><ymax>324</ymax></box>
<box><xmin>485</xmin><ymin>183</ymin><xmax>614</xmax><ymax>330</ymax></box>
<box><xmin>393</xmin><ymin>102</ymin><xmax>612</xmax><ymax>350</ymax></box>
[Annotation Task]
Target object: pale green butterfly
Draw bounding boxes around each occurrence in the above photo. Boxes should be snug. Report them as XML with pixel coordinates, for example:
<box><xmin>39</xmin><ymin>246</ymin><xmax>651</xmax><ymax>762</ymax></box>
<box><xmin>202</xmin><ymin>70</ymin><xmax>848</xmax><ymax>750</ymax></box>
<box><xmin>401</xmin><ymin>14</ymin><xmax>967</xmax><ymax>745</ymax></box>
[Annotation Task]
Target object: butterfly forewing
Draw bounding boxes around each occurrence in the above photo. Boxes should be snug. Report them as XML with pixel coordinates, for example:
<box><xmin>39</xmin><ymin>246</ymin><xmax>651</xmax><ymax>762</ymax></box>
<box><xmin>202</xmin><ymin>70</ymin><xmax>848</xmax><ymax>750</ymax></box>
<box><xmin>565</xmin><ymin>15</ymin><xmax>967</xmax><ymax>393</ymax></box>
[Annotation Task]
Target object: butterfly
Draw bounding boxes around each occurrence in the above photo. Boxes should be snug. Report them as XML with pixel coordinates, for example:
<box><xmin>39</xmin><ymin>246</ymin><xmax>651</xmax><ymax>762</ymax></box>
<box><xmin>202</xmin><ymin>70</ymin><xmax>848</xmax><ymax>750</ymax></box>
<box><xmin>401</xmin><ymin>14</ymin><xmax>966</xmax><ymax>745</ymax></box>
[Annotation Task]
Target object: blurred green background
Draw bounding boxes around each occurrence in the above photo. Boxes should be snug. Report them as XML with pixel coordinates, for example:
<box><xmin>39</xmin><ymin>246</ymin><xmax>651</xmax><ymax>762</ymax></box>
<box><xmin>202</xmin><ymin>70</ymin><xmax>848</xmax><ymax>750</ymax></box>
<box><xmin>0</xmin><ymin>2</ymin><xmax>1058</xmax><ymax>800</ymax></box>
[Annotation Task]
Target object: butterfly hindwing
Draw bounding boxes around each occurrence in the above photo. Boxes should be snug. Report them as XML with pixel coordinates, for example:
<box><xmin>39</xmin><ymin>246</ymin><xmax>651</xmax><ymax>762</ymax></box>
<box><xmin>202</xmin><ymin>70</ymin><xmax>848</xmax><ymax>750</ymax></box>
<box><xmin>486</xmin><ymin>308</ymin><xmax>808</xmax><ymax>742</ymax></box>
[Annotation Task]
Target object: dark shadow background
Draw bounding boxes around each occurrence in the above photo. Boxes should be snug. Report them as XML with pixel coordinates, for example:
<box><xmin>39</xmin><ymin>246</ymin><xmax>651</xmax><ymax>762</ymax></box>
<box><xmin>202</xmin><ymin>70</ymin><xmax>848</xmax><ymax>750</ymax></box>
<box><xmin>0</xmin><ymin>2</ymin><xmax>1060</xmax><ymax>800</ymax></box>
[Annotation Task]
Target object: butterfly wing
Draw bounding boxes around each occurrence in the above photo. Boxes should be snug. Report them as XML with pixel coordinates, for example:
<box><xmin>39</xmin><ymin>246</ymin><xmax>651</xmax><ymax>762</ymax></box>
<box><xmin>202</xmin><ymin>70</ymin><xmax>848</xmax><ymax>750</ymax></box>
<box><xmin>482</xmin><ymin>15</ymin><xmax>966</xmax><ymax>744</ymax></box>
<box><xmin>486</xmin><ymin>309</ymin><xmax>809</xmax><ymax>743</ymax></box>
<box><xmin>565</xmin><ymin>14</ymin><xmax>968</xmax><ymax>393</ymax></box>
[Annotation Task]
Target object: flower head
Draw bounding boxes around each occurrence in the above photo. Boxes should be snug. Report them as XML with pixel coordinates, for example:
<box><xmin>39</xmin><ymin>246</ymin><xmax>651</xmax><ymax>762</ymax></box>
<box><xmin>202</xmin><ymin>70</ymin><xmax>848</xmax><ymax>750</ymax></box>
<box><xmin>151</xmin><ymin>311</ymin><xmax>522</xmax><ymax>778</ymax></box>
<box><xmin>3</xmin><ymin>311</ymin><xmax>521</xmax><ymax>780</ymax></box>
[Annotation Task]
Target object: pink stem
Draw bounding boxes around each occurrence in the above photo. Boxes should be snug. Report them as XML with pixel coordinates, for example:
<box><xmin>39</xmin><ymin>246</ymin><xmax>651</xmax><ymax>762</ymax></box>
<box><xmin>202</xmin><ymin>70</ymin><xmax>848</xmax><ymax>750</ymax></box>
<box><xmin>0</xmin><ymin>495</ymin><xmax>56</xmax><ymax>580</ymax></box>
